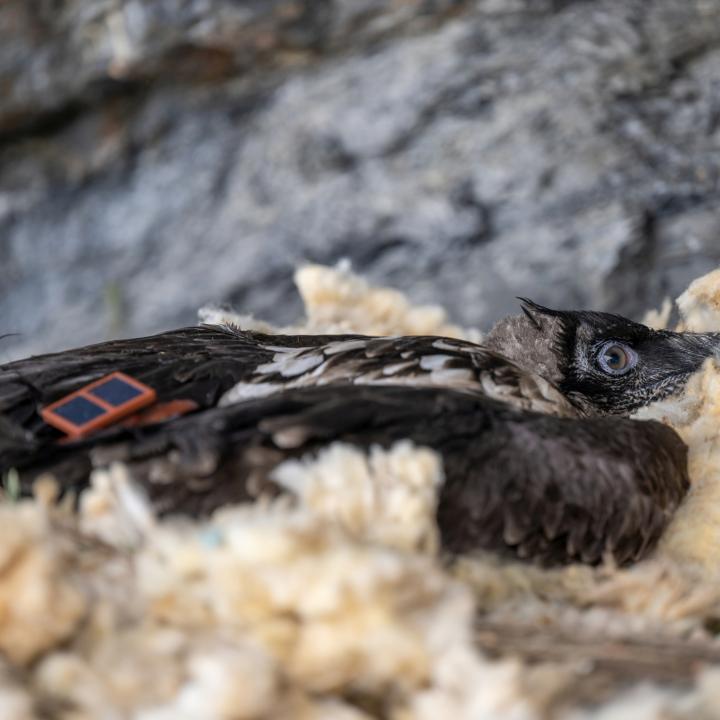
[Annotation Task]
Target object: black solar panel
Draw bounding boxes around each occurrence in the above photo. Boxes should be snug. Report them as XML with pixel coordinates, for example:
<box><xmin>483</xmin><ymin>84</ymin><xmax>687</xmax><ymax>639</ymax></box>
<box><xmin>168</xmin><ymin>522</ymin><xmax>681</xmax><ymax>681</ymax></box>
<box><xmin>52</xmin><ymin>395</ymin><xmax>106</xmax><ymax>425</ymax></box>
<box><xmin>89</xmin><ymin>377</ymin><xmax>143</xmax><ymax>406</ymax></box>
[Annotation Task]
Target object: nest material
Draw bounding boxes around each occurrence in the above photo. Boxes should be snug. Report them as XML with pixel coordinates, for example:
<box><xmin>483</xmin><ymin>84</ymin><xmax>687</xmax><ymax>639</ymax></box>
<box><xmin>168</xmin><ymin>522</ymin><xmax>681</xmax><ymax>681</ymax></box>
<box><xmin>3</xmin><ymin>262</ymin><xmax>720</xmax><ymax>719</ymax></box>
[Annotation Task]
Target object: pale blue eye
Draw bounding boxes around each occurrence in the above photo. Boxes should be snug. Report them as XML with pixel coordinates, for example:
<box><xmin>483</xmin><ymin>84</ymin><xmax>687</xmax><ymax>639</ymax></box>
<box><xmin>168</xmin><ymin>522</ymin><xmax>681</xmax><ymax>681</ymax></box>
<box><xmin>597</xmin><ymin>342</ymin><xmax>637</xmax><ymax>376</ymax></box>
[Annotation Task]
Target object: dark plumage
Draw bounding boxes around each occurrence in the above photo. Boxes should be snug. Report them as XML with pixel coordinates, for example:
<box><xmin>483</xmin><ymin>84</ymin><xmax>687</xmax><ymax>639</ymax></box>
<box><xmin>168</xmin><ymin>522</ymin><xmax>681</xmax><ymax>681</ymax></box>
<box><xmin>487</xmin><ymin>300</ymin><xmax>720</xmax><ymax>415</ymax></box>
<box><xmin>0</xmin><ymin>302</ymin><xmax>717</xmax><ymax>565</ymax></box>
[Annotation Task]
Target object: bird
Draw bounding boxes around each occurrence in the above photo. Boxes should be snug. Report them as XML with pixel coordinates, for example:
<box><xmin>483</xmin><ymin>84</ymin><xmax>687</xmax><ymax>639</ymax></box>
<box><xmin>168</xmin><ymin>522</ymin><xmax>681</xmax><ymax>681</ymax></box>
<box><xmin>0</xmin><ymin>301</ymin><xmax>718</xmax><ymax>565</ymax></box>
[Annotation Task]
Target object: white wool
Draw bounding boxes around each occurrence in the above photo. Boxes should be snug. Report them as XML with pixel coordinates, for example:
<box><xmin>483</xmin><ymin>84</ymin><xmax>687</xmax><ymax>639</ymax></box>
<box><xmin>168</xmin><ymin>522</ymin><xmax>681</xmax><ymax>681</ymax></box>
<box><xmin>562</xmin><ymin>665</ymin><xmax>720</xmax><ymax>720</ymax></box>
<box><xmin>271</xmin><ymin>441</ymin><xmax>444</xmax><ymax>553</ymax></box>
<box><xmin>294</xmin><ymin>261</ymin><xmax>482</xmax><ymax>340</ymax></box>
<box><xmin>676</xmin><ymin>267</ymin><xmax>720</xmax><ymax>332</ymax></box>
<box><xmin>0</xmin><ymin>503</ymin><xmax>86</xmax><ymax>667</ymax></box>
<box><xmin>655</xmin><ymin>360</ymin><xmax>720</xmax><ymax>571</ymax></box>
<box><xmin>80</xmin><ymin>463</ymin><xmax>156</xmax><ymax>549</ymax></box>
<box><xmin>631</xmin><ymin>267</ymin><xmax>720</xmax><ymax>571</ymax></box>
<box><xmin>642</xmin><ymin>297</ymin><xmax>673</xmax><ymax>330</ymax></box>
<box><xmin>137</xmin><ymin>645</ymin><xmax>278</xmax><ymax>720</ymax></box>
<box><xmin>29</xmin><ymin>438</ymin><xmax>518</xmax><ymax>718</ymax></box>
<box><xmin>132</xmin><ymin>495</ymin><xmax>493</xmax><ymax>710</ymax></box>
<box><xmin>200</xmin><ymin>261</ymin><xmax>483</xmax><ymax>341</ymax></box>
<box><xmin>562</xmin><ymin>684</ymin><xmax>678</xmax><ymax>720</ymax></box>
<box><xmin>0</xmin><ymin>665</ymin><xmax>35</xmax><ymax>720</ymax></box>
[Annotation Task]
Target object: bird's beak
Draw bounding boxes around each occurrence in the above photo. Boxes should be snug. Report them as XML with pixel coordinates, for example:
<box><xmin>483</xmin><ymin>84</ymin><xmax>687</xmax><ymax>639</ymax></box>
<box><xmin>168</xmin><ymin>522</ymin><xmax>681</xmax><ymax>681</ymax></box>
<box><xmin>707</xmin><ymin>332</ymin><xmax>720</xmax><ymax>357</ymax></box>
<box><xmin>677</xmin><ymin>331</ymin><xmax>720</xmax><ymax>365</ymax></box>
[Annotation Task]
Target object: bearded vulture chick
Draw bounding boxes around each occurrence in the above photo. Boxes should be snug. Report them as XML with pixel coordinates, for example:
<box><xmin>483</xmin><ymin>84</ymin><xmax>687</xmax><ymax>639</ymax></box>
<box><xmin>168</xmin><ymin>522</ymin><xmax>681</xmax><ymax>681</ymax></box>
<box><xmin>1</xmin><ymin>301</ymin><xmax>717</xmax><ymax>565</ymax></box>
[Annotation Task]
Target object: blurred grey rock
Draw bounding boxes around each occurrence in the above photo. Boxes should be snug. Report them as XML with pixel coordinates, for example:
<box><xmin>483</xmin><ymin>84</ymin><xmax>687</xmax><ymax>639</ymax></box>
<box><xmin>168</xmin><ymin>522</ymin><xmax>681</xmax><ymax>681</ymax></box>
<box><xmin>2</xmin><ymin>0</ymin><xmax>720</xmax><ymax>360</ymax></box>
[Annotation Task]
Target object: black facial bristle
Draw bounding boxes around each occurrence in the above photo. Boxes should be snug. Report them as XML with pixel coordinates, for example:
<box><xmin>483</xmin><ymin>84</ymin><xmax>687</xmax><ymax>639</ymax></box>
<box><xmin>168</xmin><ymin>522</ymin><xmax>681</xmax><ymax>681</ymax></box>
<box><xmin>516</xmin><ymin>297</ymin><xmax>567</xmax><ymax>331</ymax></box>
<box><xmin>517</xmin><ymin>298</ymin><xmax>542</xmax><ymax>331</ymax></box>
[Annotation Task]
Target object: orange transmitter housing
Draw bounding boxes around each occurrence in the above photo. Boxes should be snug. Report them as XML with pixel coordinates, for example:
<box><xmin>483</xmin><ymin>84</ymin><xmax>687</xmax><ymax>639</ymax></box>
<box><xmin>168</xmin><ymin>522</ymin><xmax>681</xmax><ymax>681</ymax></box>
<box><xmin>40</xmin><ymin>371</ymin><xmax>157</xmax><ymax>439</ymax></box>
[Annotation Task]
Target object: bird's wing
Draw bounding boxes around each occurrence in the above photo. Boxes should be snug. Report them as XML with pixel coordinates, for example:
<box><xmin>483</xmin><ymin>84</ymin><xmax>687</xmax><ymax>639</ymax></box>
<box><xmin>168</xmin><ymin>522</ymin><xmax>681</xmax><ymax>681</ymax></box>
<box><xmin>6</xmin><ymin>384</ymin><xmax>688</xmax><ymax>566</ymax></box>
<box><xmin>0</xmin><ymin>326</ymin><xmax>273</xmax><ymax>421</ymax></box>
<box><xmin>0</xmin><ymin>325</ymin><xmax>370</xmax><ymax>453</ymax></box>
<box><xmin>0</xmin><ymin>326</ymin><xmax>578</xmax><ymax>463</ymax></box>
<box><xmin>231</xmin><ymin>333</ymin><xmax>577</xmax><ymax>417</ymax></box>
<box><xmin>437</xmin><ymin>405</ymin><xmax>690</xmax><ymax>565</ymax></box>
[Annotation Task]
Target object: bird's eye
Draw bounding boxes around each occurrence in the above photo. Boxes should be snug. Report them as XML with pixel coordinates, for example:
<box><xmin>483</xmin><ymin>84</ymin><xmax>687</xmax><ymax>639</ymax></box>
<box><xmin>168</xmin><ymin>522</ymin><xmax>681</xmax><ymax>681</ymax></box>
<box><xmin>597</xmin><ymin>341</ymin><xmax>637</xmax><ymax>376</ymax></box>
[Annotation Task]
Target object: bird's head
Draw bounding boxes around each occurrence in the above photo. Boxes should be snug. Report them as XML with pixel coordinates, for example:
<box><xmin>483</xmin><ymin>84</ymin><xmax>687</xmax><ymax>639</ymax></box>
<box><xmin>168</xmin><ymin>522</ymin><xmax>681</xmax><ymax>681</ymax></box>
<box><xmin>486</xmin><ymin>299</ymin><xmax>720</xmax><ymax>416</ymax></box>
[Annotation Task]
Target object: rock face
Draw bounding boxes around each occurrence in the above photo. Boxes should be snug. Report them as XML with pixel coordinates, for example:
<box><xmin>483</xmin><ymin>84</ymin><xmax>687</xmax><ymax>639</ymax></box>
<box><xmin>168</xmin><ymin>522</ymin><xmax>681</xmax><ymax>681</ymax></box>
<box><xmin>2</xmin><ymin>0</ymin><xmax>720</xmax><ymax>360</ymax></box>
